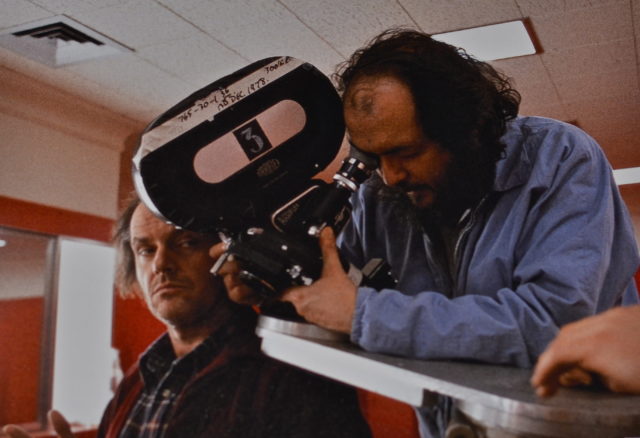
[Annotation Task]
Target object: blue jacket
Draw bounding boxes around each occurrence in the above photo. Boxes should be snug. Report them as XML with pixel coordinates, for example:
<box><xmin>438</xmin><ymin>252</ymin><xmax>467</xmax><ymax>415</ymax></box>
<box><xmin>340</xmin><ymin>116</ymin><xmax>639</xmax><ymax>368</ymax></box>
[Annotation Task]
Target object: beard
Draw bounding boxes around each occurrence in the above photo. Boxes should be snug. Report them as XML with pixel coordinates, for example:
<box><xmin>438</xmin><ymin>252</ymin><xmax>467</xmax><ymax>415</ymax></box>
<box><xmin>376</xmin><ymin>150</ymin><xmax>496</xmax><ymax>230</ymax></box>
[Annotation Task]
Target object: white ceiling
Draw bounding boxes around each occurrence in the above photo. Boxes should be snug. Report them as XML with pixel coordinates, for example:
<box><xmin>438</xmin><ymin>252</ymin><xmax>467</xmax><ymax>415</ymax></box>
<box><xmin>2</xmin><ymin>0</ymin><xmax>640</xmax><ymax>215</ymax></box>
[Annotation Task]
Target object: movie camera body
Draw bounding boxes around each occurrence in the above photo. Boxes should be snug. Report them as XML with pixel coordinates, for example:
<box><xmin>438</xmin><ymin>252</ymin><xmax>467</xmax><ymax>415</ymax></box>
<box><xmin>133</xmin><ymin>57</ymin><xmax>394</xmax><ymax>298</ymax></box>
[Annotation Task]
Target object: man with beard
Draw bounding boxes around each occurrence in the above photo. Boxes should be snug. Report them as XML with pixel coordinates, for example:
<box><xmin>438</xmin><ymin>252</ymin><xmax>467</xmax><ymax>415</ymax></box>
<box><xmin>214</xmin><ymin>28</ymin><xmax>639</xmax><ymax>437</ymax></box>
<box><xmin>3</xmin><ymin>196</ymin><xmax>371</xmax><ymax>438</ymax></box>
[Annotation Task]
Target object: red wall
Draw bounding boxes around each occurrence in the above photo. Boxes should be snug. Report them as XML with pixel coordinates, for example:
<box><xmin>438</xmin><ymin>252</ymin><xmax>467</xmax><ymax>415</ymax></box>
<box><xmin>359</xmin><ymin>392</ymin><xmax>418</xmax><ymax>438</ymax></box>
<box><xmin>112</xmin><ymin>295</ymin><xmax>164</xmax><ymax>372</ymax></box>
<box><xmin>0</xmin><ymin>195</ymin><xmax>113</xmax><ymax>436</ymax></box>
<box><xmin>0</xmin><ymin>196</ymin><xmax>113</xmax><ymax>242</ymax></box>
<box><xmin>0</xmin><ymin>297</ymin><xmax>43</xmax><ymax>426</ymax></box>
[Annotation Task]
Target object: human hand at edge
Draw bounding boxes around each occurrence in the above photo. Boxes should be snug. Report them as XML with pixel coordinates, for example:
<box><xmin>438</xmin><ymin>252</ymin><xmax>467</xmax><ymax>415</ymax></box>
<box><xmin>281</xmin><ymin>227</ymin><xmax>357</xmax><ymax>334</ymax></box>
<box><xmin>2</xmin><ymin>410</ymin><xmax>74</xmax><ymax>438</ymax></box>
<box><xmin>531</xmin><ymin>306</ymin><xmax>640</xmax><ymax>397</ymax></box>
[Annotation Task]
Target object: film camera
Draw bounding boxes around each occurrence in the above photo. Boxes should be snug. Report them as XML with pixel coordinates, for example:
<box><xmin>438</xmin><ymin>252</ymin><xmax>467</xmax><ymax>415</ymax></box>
<box><xmin>133</xmin><ymin>57</ymin><xmax>394</xmax><ymax>303</ymax></box>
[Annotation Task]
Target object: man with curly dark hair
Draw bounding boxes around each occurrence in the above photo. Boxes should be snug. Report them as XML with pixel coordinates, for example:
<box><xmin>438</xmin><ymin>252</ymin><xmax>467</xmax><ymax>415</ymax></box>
<box><xmin>254</xmin><ymin>29</ymin><xmax>639</xmax><ymax>437</ymax></box>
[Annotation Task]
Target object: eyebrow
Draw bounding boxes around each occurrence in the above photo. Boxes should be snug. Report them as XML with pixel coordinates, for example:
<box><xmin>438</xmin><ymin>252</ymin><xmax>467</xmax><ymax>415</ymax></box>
<box><xmin>131</xmin><ymin>231</ymin><xmax>218</xmax><ymax>246</ymax></box>
<box><xmin>130</xmin><ymin>236</ymin><xmax>153</xmax><ymax>247</ymax></box>
<box><xmin>382</xmin><ymin>143</ymin><xmax>415</xmax><ymax>154</ymax></box>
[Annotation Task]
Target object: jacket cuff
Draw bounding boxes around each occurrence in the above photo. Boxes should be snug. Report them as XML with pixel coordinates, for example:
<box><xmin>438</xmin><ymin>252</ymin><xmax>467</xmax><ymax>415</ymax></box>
<box><xmin>350</xmin><ymin>286</ymin><xmax>375</xmax><ymax>344</ymax></box>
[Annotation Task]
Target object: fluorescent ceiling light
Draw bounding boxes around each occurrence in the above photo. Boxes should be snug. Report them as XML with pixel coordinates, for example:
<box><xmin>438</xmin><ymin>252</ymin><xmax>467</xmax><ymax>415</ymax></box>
<box><xmin>613</xmin><ymin>167</ymin><xmax>640</xmax><ymax>186</ymax></box>
<box><xmin>433</xmin><ymin>20</ymin><xmax>537</xmax><ymax>61</ymax></box>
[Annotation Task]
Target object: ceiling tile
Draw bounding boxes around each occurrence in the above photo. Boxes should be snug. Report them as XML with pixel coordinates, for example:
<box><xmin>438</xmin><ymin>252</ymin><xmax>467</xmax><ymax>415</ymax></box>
<box><xmin>399</xmin><ymin>0</ymin><xmax>522</xmax><ymax>34</ymax></box>
<box><xmin>635</xmin><ymin>0</ymin><xmax>640</xmax><ymax>67</ymax></box>
<box><xmin>158</xmin><ymin>0</ymin><xmax>341</xmax><ymax>75</ymax></box>
<box><xmin>637</xmin><ymin>39</ymin><xmax>640</xmax><ymax>79</ymax></box>
<box><xmin>591</xmin><ymin>130</ymin><xmax>640</xmax><ymax>169</ymax></box>
<box><xmin>563</xmin><ymin>93</ymin><xmax>640</xmax><ymax>167</ymax></box>
<box><xmin>579</xmin><ymin>123</ymin><xmax>640</xmax><ymax>168</ymax></box>
<box><xmin>491</xmin><ymin>55</ymin><xmax>549</xmax><ymax>85</ymax></box>
<box><xmin>530</xmin><ymin>2</ymin><xmax>633</xmax><ymax>50</ymax></box>
<box><xmin>516</xmin><ymin>0</ymin><xmax>627</xmax><ymax>17</ymax></box>
<box><xmin>68</xmin><ymin>0</ymin><xmax>199</xmax><ymax>49</ymax></box>
<box><xmin>584</xmin><ymin>117</ymin><xmax>640</xmax><ymax>143</ymax></box>
<box><xmin>518</xmin><ymin>103</ymin><xmax>569</xmax><ymax>122</ymax></box>
<box><xmin>29</xmin><ymin>0</ymin><xmax>131</xmax><ymax>14</ymax></box>
<box><xmin>555</xmin><ymin>67</ymin><xmax>638</xmax><ymax>102</ymax></box>
<box><xmin>541</xmin><ymin>39</ymin><xmax>636</xmax><ymax>79</ymax></box>
<box><xmin>279</xmin><ymin>0</ymin><xmax>415</xmax><ymax>58</ymax></box>
<box><xmin>64</xmin><ymin>53</ymin><xmax>194</xmax><ymax>120</ymax></box>
<box><xmin>0</xmin><ymin>0</ymin><xmax>51</xmax><ymax>29</ymax></box>
<box><xmin>136</xmin><ymin>33</ymin><xmax>248</xmax><ymax>88</ymax></box>
<box><xmin>564</xmin><ymin>91</ymin><xmax>640</xmax><ymax>122</ymax></box>
<box><xmin>79</xmin><ymin>83</ymin><xmax>167</xmax><ymax>122</ymax></box>
<box><xmin>516</xmin><ymin>78</ymin><xmax>561</xmax><ymax>107</ymax></box>
<box><xmin>487</xmin><ymin>57</ymin><xmax>565</xmax><ymax>118</ymax></box>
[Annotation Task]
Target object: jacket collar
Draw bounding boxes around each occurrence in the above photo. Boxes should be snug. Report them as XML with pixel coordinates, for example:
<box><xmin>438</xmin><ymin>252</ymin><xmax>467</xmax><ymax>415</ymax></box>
<box><xmin>493</xmin><ymin>117</ymin><xmax>533</xmax><ymax>193</ymax></box>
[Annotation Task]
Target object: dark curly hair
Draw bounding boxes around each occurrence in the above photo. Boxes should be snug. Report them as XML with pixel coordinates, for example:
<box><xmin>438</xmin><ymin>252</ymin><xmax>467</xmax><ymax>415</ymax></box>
<box><xmin>334</xmin><ymin>28</ymin><xmax>520</xmax><ymax>173</ymax></box>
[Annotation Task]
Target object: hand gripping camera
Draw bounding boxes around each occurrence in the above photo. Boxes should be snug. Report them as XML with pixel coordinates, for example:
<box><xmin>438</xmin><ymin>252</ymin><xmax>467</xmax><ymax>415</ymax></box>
<box><xmin>133</xmin><ymin>57</ymin><xmax>394</xmax><ymax>301</ymax></box>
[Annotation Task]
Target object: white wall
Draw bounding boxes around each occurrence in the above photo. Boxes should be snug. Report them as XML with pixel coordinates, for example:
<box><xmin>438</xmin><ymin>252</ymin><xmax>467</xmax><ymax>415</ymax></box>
<box><xmin>0</xmin><ymin>66</ymin><xmax>143</xmax><ymax>219</ymax></box>
<box><xmin>53</xmin><ymin>238</ymin><xmax>116</xmax><ymax>426</ymax></box>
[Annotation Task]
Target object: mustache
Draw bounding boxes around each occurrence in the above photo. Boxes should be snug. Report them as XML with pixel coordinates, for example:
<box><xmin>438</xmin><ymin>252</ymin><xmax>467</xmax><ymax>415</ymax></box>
<box><xmin>404</xmin><ymin>184</ymin><xmax>433</xmax><ymax>193</ymax></box>
<box><xmin>379</xmin><ymin>182</ymin><xmax>433</xmax><ymax>200</ymax></box>
<box><xmin>152</xmin><ymin>278</ymin><xmax>191</xmax><ymax>293</ymax></box>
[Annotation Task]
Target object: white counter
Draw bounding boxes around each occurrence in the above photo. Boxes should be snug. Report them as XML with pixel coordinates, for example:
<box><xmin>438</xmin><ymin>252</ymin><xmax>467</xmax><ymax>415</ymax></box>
<box><xmin>257</xmin><ymin>316</ymin><xmax>640</xmax><ymax>438</ymax></box>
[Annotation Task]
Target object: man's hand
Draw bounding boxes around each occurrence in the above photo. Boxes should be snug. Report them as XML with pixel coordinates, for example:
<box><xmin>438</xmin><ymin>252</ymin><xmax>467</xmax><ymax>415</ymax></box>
<box><xmin>209</xmin><ymin>242</ymin><xmax>263</xmax><ymax>306</ymax></box>
<box><xmin>531</xmin><ymin>306</ymin><xmax>640</xmax><ymax>397</ymax></box>
<box><xmin>281</xmin><ymin>227</ymin><xmax>357</xmax><ymax>333</ymax></box>
<box><xmin>3</xmin><ymin>410</ymin><xmax>74</xmax><ymax>438</ymax></box>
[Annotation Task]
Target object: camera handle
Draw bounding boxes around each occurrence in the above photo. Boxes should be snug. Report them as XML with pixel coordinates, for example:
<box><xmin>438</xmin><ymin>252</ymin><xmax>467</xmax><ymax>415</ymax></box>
<box><xmin>305</xmin><ymin>148</ymin><xmax>378</xmax><ymax>237</ymax></box>
<box><xmin>211</xmin><ymin>227</ymin><xmax>397</xmax><ymax>299</ymax></box>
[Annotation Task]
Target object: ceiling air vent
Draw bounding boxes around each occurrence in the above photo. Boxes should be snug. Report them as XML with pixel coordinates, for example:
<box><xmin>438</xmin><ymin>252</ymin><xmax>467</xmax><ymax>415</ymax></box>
<box><xmin>13</xmin><ymin>22</ymin><xmax>104</xmax><ymax>46</ymax></box>
<box><xmin>0</xmin><ymin>15</ymin><xmax>131</xmax><ymax>67</ymax></box>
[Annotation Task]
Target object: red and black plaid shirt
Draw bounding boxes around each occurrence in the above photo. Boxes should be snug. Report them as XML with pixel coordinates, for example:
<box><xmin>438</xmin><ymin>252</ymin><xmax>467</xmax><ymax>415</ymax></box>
<box><xmin>98</xmin><ymin>309</ymin><xmax>371</xmax><ymax>438</ymax></box>
<box><xmin>117</xmin><ymin>326</ymin><xmax>229</xmax><ymax>438</ymax></box>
